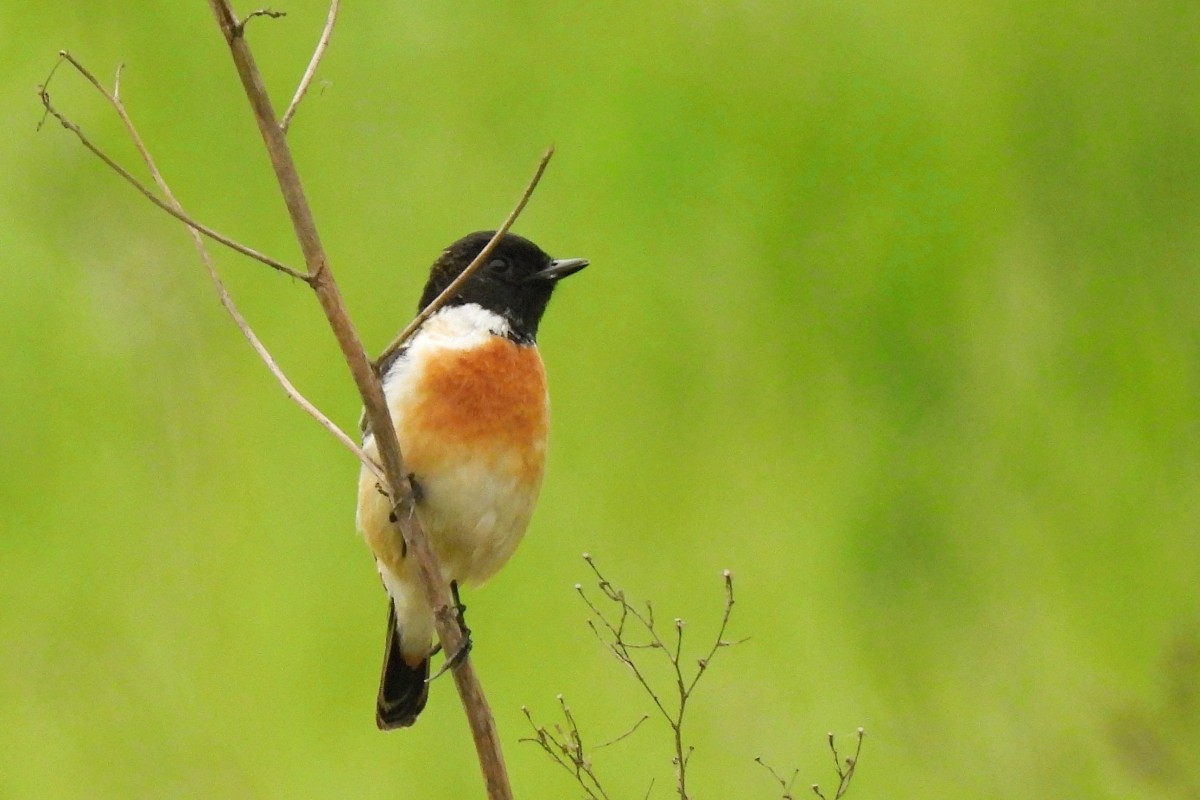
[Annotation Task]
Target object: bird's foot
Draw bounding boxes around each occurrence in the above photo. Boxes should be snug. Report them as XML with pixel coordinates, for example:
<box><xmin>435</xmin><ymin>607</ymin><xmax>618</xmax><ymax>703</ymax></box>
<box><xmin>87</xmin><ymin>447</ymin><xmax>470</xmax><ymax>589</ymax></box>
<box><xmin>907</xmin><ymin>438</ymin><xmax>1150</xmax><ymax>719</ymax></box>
<box><xmin>426</xmin><ymin>634</ymin><xmax>473</xmax><ymax>682</ymax></box>
<box><xmin>426</xmin><ymin>581</ymin><xmax>473</xmax><ymax>682</ymax></box>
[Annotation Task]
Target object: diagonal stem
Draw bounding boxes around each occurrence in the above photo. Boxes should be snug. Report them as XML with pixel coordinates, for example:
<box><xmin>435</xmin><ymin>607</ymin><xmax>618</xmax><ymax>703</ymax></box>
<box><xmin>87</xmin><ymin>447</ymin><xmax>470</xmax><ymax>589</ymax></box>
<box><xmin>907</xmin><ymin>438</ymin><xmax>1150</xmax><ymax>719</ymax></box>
<box><xmin>281</xmin><ymin>0</ymin><xmax>340</xmax><ymax>133</ymax></box>
<box><xmin>37</xmin><ymin>70</ymin><xmax>309</xmax><ymax>282</ymax></box>
<box><xmin>204</xmin><ymin>3</ymin><xmax>511</xmax><ymax>797</ymax></box>
<box><xmin>50</xmin><ymin>49</ymin><xmax>383</xmax><ymax>484</ymax></box>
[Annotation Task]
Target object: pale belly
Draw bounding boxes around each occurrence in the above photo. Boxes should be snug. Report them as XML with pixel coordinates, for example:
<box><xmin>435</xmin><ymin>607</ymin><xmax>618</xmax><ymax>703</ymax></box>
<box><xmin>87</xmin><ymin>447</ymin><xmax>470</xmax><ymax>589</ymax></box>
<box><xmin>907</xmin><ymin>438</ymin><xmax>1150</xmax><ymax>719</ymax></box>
<box><xmin>356</xmin><ymin>328</ymin><xmax>549</xmax><ymax>588</ymax></box>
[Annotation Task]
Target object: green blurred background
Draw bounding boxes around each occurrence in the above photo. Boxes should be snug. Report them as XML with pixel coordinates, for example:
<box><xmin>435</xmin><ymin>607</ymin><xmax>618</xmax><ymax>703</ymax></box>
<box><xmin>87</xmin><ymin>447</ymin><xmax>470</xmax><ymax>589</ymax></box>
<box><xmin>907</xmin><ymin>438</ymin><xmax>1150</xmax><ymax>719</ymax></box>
<box><xmin>4</xmin><ymin>2</ymin><xmax>1199</xmax><ymax>797</ymax></box>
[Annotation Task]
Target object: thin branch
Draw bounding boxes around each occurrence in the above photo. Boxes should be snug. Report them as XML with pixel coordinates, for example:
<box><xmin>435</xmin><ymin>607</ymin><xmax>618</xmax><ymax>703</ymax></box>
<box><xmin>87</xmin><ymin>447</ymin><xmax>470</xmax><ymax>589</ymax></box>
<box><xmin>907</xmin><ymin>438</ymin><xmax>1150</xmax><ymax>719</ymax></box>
<box><xmin>521</xmin><ymin>697</ymin><xmax>629</xmax><ymax>800</ymax></box>
<box><xmin>281</xmin><ymin>0</ymin><xmax>340</xmax><ymax>133</ymax></box>
<box><xmin>755</xmin><ymin>756</ymin><xmax>799</xmax><ymax>800</ymax></box>
<box><xmin>112</xmin><ymin>61</ymin><xmax>125</xmax><ymax>99</ymax></box>
<box><xmin>596</xmin><ymin>713</ymin><xmax>650</xmax><ymax>749</ymax></box>
<box><xmin>811</xmin><ymin>729</ymin><xmax>865</xmax><ymax>800</ymax></box>
<box><xmin>575</xmin><ymin>556</ymin><xmax>744</xmax><ymax>800</ymax></box>
<box><xmin>576</xmin><ymin>579</ymin><xmax>675</xmax><ymax>726</ymax></box>
<box><xmin>36</xmin><ymin>54</ymin><xmax>66</xmax><ymax>120</ymax></box>
<box><xmin>371</xmin><ymin>145</ymin><xmax>555</xmax><ymax>370</ymax></box>
<box><xmin>760</xmin><ymin>730</ymin><xmax>866</xmax><ymax>800</ymax></box>
<box><xmin>37</xmin><ymin>54</ymin><xmax>310</xmax><ymax>282</ymax></box>
<box><xmin>44</xmin><ymin>6</ymin><xmax>554</xmax><ymax>795</ymax></box>
<box><xmin>204</xmin><ymin>3</ymin><xmax>520</xmax><ymax>797</ymax></box>
<box><xmin>46</xmin><ymin>50</ymin><xmax>384</xmax><ymax>484</ymax></box>
<box><xmin>236</xmin><ymin>8</ymin><xmax>287</xmax><ymax>36</ymax></box>
<box><xmin>685</xmin><ymin>569</ymin><xmax>738</xmax><ymax>696</ymax></box>
<box><xmin>220</xmin><ymin>276</ymin><xmax>384</xmax><ymax>483</ymax></box>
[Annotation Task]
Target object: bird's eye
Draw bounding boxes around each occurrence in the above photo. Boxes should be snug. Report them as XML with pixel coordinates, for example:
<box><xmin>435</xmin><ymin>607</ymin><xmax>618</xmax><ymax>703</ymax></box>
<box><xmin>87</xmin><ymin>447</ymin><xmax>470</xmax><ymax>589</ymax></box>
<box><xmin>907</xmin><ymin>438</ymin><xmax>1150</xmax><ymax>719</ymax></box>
<box><xmin>487</xmin><ymin>257</ymin><xmax>510</xmax><ymax>273</ymax></box>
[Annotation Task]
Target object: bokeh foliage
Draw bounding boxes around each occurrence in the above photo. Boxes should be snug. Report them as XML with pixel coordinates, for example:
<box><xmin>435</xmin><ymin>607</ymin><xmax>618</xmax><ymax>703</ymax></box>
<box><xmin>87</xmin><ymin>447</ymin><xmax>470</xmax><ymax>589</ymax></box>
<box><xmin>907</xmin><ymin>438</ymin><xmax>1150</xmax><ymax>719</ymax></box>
<box><xmin>3</xmin><ymin>2</ymin><xmax>1198</xmax><ymax>797</ymax></box>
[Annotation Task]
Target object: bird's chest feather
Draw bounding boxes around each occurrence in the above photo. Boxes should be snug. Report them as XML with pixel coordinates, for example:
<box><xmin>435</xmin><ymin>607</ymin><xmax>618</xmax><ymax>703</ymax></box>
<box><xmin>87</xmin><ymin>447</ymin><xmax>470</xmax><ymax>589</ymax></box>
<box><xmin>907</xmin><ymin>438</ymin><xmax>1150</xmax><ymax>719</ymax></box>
<box><xmin>378</xmin><ymin>326</ymin><xmax>549</xmax><ymax>582</ymax></box>
<box><xmin>393</xmin><ymin>334</ymin><xmax>548</xmax><ymax>469</ymax></box>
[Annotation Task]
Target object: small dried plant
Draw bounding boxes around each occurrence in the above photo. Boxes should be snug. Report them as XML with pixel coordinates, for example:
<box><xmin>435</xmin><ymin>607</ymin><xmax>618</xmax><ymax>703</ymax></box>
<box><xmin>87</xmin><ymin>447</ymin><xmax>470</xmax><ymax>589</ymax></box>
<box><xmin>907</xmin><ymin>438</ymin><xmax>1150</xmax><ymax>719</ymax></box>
<box><xmin>523</xmin><ymin>555</ymin><xmax>865</xmax><ymax>799</ymax></box>
<box><xmin>524</xmin><ymin>554</ymin><xmax>742</xmax><ymax>799</ymax></box>
<box><xmin>756</xmin><ymin>728</ymin><xmax>865</xmax><ymax>800</ymax></box>
<box><xmin>520</xmin><ymin>694</ymin><xmax>647</xmax><ymax>800</ymax></box>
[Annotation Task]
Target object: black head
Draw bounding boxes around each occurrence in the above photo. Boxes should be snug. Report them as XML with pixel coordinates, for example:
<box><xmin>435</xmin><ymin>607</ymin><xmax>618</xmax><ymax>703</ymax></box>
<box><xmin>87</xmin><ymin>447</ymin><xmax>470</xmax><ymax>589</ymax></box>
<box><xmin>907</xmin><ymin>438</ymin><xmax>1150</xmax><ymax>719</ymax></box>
<box><xmin>418</xmin><ymin>231</ymin><xmax>587</xmax><ymax>343</ymax></box>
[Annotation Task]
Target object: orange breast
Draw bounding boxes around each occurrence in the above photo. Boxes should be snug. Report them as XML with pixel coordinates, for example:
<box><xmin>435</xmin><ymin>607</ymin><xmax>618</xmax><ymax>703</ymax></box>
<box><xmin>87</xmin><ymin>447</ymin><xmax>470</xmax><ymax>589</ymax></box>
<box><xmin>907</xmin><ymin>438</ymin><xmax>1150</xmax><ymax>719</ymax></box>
<box><xmin>401</xmin><ymin>338</ymin><xmax>548</xmax><ymax>483</ymax></box>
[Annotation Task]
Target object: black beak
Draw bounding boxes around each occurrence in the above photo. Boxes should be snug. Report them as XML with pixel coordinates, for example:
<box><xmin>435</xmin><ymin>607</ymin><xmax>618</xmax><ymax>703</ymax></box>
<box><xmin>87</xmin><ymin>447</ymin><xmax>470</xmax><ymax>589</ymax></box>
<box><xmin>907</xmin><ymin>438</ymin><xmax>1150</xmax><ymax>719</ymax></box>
<box><xmin>529</xmin><ymin>257</ymin><xmax>589</xmax><ymax>282</ymax></box>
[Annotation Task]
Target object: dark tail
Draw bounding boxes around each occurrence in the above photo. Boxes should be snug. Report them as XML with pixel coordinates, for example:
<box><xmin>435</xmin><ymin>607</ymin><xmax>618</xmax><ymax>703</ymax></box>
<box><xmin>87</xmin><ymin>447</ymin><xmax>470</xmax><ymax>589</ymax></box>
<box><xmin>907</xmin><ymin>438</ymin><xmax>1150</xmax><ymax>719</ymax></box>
<box><xmin>376</xmin><ymin>602</ymin><xmax>430</xmax><ymax>730</ymax></box>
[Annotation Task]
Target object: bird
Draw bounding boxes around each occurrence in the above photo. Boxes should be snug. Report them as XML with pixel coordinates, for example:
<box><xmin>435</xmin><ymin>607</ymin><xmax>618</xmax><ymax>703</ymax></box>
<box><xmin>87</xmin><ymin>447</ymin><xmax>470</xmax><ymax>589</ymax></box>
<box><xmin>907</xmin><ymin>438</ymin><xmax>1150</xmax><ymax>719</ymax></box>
<box><xmin>356</xmin><ymin>230</ymin><xmax>587</xmax><ymax>729</ymax></box>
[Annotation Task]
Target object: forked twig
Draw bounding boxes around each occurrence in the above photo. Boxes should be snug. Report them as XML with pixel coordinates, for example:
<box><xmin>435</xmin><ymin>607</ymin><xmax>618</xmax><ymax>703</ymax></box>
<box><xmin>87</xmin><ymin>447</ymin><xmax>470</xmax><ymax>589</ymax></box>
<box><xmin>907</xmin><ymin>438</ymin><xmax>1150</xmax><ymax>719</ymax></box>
<box><xmin>213</xmin><ymin>2</ymin><xmax>538</xmax><ymax>795</ymax></box>
<box><xmin>757</xmin><ymin>729</ymin><xmax>865</xmax><ymax>800</ymax></box>
<box><xmin>572</xmin><ymin>556</ymin><xmax>742</xmax><ymax>800</ymax></box>
<box><xmin>43</xmin><ymin>4</ymin><xmax>556</xmax><ymax>795</ymax></box>
<box><xmin>755</xmin><ymin>756</ymin><xmax>800</xmax><ymax>800</ymax></box>
<box><xmin>36</xmin><ymin>56</ymin><xmax>309</xmax><ymax>283</ymax></box>
<box><xmin>43</xmin><ymin>50</ymin><xmax>383</xmax><ymax>484</ymax></box>
<box><xmin>521</xmin><ymin>698</ymin><xmax>611</xmax><ymax>800</ymax></box>
<box><xmin>810</xmin><ymin>729</ymin><xmax>864</xmax><ymax>800</ymax></box>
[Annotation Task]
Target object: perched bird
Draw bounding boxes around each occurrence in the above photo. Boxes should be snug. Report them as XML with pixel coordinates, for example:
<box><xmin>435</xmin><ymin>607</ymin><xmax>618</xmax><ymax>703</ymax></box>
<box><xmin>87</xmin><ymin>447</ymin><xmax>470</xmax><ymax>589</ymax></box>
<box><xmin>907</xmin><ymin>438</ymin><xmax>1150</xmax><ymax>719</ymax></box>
<box><xmin>356</xmin><ymin>231</ymin><xmax>587</xmax><ymax>729</ymax></box>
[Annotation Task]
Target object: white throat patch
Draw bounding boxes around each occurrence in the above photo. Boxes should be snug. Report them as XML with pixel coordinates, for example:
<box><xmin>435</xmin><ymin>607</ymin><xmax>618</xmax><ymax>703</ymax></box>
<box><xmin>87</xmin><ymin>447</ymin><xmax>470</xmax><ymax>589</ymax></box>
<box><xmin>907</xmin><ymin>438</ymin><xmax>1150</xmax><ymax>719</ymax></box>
<box><xmin>381</xmin><ymin>304</ymin><xmax>510</xmax><ymax>393</ymax></box>
<box><xmin>414</xmin><ymin>303</ymin><xmax>509</xmax><ymax>349</ymax></box>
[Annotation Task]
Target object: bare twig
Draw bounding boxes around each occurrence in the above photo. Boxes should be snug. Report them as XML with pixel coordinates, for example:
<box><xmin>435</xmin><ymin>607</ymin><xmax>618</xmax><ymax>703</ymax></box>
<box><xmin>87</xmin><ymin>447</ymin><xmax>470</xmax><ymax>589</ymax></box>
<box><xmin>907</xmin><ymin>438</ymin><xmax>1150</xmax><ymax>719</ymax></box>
<box><xmin>204</xmin><ymin>2</ymin><xmax>516</xmax><ymax>796</ymax></box>
<box><xmin>597</xmin><ymin>713</ymin><xmax>650</xmax><ymax>749</ymax></box>
<box><xmin>755</xmin><ymin>756</ymin><xmax>800</xmax><ymax>800</ymax></box>
<box><xmin>811</xmin><ymin>729</ymin><xmax>865</xmax><ymax>800</ymax></box>
<box><xmin>537</xmin><ymin>561</ymin><xmax>865</xmax><ymax>799</ymax></box>
<box><xmin>37</xmin><ymin>54</ymin><xmax>310</xmax><ymax>282</ymax></box>
<box><xmin>281</xmin><ymin>0</ymin><xmax>340</xmax><ymax>133</ymax></box>
<box><xmin>758</xmin><ymin>729</ymin><xmax>864</xmax><ymax>800</ymax></box>
<box><xmin>236</xmin><ymin>8</ymin><xmax>287</xmax><ymax>35</ymax></box>
<box><xmin>759</xmin><ymin>729</ymin><xmax>865</xmax><ymax>800</ymax></box>
<box><xmin>521</xmin><ymin>697</ymin><xmax>628</xmax><ymax>800</ymax></box>
<box><xmin>35</xmin><ymin>55</ymin><xmax>66</xmax><ymax>123</ymax></box>
<box><xmin>578</xmin><ymin>579</ymin><xmax>674</xmax><ymax>724</ymax></box>
<box><xmin>112</xmin><ymin>61</ymin><xmax>125</xmax><ymax>99</ymax></box>
<box><xmin>44</xmin><ymin>5</ymin><xmax>554</xmax><ymax>795</ymax></box>
<box><xmin>44</xmin><ymin>50</ymin><xmax>383</xmax><ymax>484</ymax></box>
<box><xmin>573</xmin><ymin>555</ymin><xmax>742</xmax><ymax>800</ymax></box>
<box><xmin>686</xmin><ymin>569</ymin><xmax>744</xmax><ymax>695</ymax></box>
<box><xmin>371</xmin><ymin>145</ymin><xmax>555</xmax><ymax>370</ymax></box>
